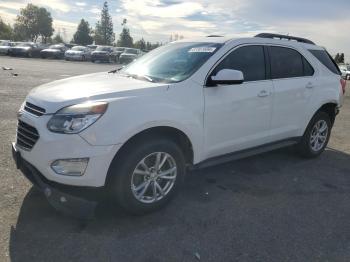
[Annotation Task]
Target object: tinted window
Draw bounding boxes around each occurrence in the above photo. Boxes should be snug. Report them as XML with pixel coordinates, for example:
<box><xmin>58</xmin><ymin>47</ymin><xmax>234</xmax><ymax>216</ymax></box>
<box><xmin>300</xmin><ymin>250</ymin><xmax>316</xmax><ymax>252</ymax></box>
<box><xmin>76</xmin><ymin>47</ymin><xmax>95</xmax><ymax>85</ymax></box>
<box><xmin>213</xmin><ymin>46</ymin><xmax>266</xmax><ymax>82</ymax></box>
<box><xmin>303</xmin><ymin>57</ymin><xmax>314</xmax><ymax>76</ymax></box>
<box><xmin>309</xmin><ymin>49</ymin><xmax>341</xmax><ymax>75</ymax></box>
<box><xmin>270</xmin><ymin>46</ymin><xmax>303</xmax><ymax>79</ymax></box>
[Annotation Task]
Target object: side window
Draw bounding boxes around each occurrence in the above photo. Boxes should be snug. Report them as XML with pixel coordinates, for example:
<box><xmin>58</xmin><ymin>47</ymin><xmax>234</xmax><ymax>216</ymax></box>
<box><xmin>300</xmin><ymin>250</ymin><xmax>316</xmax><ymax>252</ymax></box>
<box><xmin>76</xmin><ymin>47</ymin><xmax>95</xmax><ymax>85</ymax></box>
<box><xmin>302</xmin><ymin>57</ymin><xmax>314</xmax><ymax>76</ymax></box>
<box><xmin>213</xmin><ymin>45</ymin><xmax>266</xmax><ymax>82</ymax></box>
<box><xmin>270</xmin><ymin>46</ymin><xmax>304</xmax><ymax>79</ymax></box>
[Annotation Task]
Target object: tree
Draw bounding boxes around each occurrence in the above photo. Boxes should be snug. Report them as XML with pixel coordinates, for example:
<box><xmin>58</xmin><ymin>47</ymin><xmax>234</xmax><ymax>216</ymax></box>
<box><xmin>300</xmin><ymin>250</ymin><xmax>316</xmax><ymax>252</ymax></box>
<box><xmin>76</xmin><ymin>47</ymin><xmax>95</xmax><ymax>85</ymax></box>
<box><xmin>134</xmin><ymin>38</ymin><xmax>146</xmax><ymax>50</ymax></box>
<box><xmin>116</xmin><ymin>28</ymin><xmax>133</xmax><ymax>47</ymax></box>
<box><xmin>52</xmin><ymin>34</ymin><xmax>64</xmax><ymax>44</ymax></box>
<box><xmin>0</xmin><ymin>17</ymin><xmax>13</xmax><ymax>40</ymax></box>
<box><xmin>72</xmin><ymin>19</ymin><xmax>93</xmax><ymax>45</ymax></box>
<box><xmin>13</xmin><ymin>4</ymin><xmax>54</xmax><ymax>42</ymax></box>
<box><xmin>334</xmin><ymin>53</ymin><xmax>340</xmax><ymax>63</ymax></box>
<box><xmin>94</xmin><ymin>2</ymin><xmax>115</xmax><ymax>45</ymax></box>
<box><xmin>339</xmin><ymin>53</ymin><xmax>345</xmax><ymax>64</ymax></box>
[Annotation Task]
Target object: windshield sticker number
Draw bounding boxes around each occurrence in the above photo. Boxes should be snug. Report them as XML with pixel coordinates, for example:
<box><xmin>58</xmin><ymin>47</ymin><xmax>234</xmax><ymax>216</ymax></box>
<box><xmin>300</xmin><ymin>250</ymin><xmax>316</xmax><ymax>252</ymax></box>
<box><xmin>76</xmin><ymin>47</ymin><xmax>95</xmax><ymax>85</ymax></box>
<box><xmin>188</xmin><ymin>47</ymin><xmax>216</xmax><ymax>53</ymax></box>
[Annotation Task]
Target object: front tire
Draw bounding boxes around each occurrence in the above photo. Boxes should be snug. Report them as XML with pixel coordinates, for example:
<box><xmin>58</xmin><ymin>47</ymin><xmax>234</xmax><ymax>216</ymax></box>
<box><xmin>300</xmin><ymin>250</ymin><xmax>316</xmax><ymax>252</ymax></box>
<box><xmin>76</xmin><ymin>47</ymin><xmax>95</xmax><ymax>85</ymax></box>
<box><xmin>297</xmin><ymin>111</ymin><xmax>331</xmax><ymax>158</ymax></box>
<box><xmin>108</xmin><ymin>137</ymin><xmax>186</xmax><ymax>215</ymax></box>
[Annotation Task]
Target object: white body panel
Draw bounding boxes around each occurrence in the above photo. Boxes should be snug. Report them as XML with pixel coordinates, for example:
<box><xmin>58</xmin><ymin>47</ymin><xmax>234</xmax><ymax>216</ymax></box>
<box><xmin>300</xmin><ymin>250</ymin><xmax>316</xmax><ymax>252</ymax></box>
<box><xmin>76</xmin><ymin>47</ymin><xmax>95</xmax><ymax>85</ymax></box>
<box><xmin>14</xmin><ymin>36</ymin><xmax>343</xmax><ymax>187</ymax></box>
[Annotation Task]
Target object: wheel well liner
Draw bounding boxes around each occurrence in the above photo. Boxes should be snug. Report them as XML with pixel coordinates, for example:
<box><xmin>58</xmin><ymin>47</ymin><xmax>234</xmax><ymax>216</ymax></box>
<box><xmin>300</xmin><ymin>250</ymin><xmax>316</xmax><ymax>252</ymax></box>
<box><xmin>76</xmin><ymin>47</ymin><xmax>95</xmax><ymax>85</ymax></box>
<box><xmin>318</xmin><ymin>103</ymin><xmax>338</xmax><ymax>125</ymax></box>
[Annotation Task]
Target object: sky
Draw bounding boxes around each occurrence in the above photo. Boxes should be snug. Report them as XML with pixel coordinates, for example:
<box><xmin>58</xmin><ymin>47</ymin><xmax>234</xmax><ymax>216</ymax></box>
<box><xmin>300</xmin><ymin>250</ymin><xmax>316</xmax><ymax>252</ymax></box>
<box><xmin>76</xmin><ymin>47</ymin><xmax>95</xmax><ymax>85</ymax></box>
<box><xmin>0</xmin><ymin>0</ymin><xmax>349</xmax><ymax>59</ymax></box>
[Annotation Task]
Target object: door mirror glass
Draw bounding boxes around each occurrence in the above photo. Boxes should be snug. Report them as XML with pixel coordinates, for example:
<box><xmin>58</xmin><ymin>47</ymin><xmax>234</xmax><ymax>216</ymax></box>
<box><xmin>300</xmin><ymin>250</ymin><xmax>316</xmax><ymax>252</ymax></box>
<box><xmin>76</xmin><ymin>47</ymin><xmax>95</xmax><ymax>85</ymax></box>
<box><xmin>210</xmin><ymin>69</ymin><xmax>244</xmax><ymax>85</ymax></box>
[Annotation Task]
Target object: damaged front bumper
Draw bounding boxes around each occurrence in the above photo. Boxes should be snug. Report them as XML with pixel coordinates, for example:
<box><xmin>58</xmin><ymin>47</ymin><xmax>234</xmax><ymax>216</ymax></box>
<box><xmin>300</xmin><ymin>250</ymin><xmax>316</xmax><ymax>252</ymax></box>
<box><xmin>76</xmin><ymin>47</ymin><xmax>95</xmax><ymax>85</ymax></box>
<box><xmin>11</xmin><ymin>142</ymin><xmax>102</xmax><ymax>219</ymax></box>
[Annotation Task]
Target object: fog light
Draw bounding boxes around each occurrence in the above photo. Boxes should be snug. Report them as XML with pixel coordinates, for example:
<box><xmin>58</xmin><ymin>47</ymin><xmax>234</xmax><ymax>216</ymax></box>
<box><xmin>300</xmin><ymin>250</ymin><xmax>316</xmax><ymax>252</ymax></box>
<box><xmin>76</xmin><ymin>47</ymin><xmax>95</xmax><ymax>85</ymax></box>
<box><xmin>51</xmin><ymin>158</ymin><xmax>89</xmax><ymax>176</ymax></box>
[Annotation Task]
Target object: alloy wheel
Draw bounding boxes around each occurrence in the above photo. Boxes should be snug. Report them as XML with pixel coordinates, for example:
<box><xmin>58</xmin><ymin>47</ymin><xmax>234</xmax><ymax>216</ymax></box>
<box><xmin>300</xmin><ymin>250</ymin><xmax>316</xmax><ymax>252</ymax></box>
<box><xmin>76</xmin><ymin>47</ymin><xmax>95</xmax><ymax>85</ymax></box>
<box><xmin>131</xmin><ymin>152</ymin><xmax>177</xmax><ymax>204</ymax></box>
<box><xmin>310</xmin><ymin>120</ymin><xmax>328</xmax><ymax>152</ymax></box>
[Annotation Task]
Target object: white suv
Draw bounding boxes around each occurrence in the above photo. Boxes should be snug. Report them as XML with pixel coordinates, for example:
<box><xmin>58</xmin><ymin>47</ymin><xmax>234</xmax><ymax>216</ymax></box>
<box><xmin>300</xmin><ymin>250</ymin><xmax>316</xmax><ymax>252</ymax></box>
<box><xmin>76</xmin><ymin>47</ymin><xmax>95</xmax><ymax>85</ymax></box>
<box><xmin>12</xmin><ymin>33</ymin><xmax>346</xmax><ymax>215</ymax></box>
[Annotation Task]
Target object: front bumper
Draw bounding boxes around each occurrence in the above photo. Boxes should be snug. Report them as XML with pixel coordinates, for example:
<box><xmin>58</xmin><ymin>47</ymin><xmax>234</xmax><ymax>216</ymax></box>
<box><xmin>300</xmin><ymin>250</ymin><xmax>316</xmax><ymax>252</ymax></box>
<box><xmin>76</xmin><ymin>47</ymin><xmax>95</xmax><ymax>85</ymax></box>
<box><xmin>12</xmin><ymin>143</ymin><xmax>99</xmax><ymax>219</ymax></box>
<box><xmin>16</xmin><ymin>113</ymin><xmax>121</xmax><ymax>187</ymax></box>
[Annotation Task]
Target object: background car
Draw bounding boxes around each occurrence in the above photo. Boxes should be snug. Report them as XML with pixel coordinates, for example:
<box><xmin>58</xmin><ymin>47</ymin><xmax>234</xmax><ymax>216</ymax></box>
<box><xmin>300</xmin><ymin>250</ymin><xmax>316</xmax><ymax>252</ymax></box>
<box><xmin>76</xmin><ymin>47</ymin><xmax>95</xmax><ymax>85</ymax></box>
<box><xmin>339</xmin><ymin>65</ymin><xmax>350</xmax><ymax>80</ymax></box>
<box><xmin>40</xmin><ymin>44</ymin><xmax>68</xmax><ymax>59</ymax></box>
<box><xmin>111</xmin><ymin>47</ymin><xmax>126</xmax><ymax>63</ymax></box>
<box><xmin>119</xmin><ymin>48</ymin><xmax>144</xmax><ymax>64</ymax></box>
<box><xmin>8</xmin><ymin>42</ymin><xmax>46</xmax><ymax>57</ymax></box>
<box><xmin>65</xmin><ymin>46</ymin><xmax>92</xmax><ymax>61</ymax></box>
<box><xmin>0</xmin><ymin>41</ymin><xmax>17</xmax><ymax>55</ymax></box>
<box><xmin>87</xmin><ymin>44</ymin><xmax>97</xmax><ymax>51</ymax></box>
<box><xmin>91</xmin><ymin>46</ymin><xmax>115</xmax><ymax>63</ymax></box>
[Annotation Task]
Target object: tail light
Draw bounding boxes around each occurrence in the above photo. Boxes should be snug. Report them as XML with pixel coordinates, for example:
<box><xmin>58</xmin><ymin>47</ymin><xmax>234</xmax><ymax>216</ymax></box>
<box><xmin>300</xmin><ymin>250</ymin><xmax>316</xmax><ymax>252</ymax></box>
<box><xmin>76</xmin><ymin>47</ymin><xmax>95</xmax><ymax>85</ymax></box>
<box><xmin>340</xmin><ymin>79</ymin><xmax>346</xmax><ymax>94</ymax></box>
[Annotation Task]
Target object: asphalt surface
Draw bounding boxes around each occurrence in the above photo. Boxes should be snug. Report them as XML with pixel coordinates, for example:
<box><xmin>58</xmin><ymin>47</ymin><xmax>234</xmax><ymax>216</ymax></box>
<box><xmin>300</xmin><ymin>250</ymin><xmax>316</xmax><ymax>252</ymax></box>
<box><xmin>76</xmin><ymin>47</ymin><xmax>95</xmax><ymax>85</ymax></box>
<box><xmin>1</xmin><ymin>56</ymin><xmax>350</xmax><ymax>262</ymax></box>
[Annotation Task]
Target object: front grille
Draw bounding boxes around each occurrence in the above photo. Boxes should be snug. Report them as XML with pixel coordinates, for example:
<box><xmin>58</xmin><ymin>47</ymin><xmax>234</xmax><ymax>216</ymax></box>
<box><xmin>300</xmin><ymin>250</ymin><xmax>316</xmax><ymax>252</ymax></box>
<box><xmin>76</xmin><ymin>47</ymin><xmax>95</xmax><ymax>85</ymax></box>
<box><xmin>16</xmin><ymin>120</ymin><xmax>40</xmax><ymax>150</ymax></box>
<box><xmin>24</xmin><ymin>102</ymin><xmax>46</xmax><ymax>116</ymax></box>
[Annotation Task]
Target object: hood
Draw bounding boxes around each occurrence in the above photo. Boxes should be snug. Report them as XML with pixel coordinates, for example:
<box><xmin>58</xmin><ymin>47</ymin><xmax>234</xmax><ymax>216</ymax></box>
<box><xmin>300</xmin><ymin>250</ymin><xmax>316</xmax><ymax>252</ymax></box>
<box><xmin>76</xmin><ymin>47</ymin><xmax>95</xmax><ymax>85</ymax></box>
<box><xmin>26</xmin><ymin>72</ymin><xmax>168</xmax><ymax>113</ymax></box>
<box><xmin>42</xmin><ymin>49</ymin><xmax>61</xmax><ymax>53</ymax></box>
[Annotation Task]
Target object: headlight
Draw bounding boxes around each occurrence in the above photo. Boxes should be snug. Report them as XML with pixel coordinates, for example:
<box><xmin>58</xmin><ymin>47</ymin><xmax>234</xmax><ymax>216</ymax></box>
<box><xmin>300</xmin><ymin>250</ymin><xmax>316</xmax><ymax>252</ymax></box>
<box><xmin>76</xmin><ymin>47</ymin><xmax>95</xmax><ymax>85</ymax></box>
<box><xmin>47</xmin><ymin>101</ymin><xmax>108</xmax><ymax>134</ymax></box>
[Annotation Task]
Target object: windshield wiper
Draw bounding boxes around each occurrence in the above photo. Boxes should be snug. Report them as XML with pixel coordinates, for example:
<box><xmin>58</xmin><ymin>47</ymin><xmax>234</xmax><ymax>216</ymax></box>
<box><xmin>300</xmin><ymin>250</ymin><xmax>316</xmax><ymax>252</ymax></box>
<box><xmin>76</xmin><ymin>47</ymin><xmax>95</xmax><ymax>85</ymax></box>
<box><xmin>108</xmin><ymin>67</ymin><xmax>124</xmax><ymax>74</ymax></box>
<box><xmin>127</xmin><ymin>74</ymin><xmax>154</xmax><ymax>82</ymax></box>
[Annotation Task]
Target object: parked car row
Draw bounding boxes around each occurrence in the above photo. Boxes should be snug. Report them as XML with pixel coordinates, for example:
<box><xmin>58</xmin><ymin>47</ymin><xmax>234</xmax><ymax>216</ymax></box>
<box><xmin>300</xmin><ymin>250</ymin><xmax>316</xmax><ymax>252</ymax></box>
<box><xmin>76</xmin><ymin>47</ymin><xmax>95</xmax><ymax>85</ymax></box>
<box><xmin>0</xmin><ymin>40</ymin><xmax>145</xmax><ymax>64</ymax></box>
<box><xmin>339</xmin><ymin>64</ymin><xmax>350</xmax><ymax>80</ymax></box>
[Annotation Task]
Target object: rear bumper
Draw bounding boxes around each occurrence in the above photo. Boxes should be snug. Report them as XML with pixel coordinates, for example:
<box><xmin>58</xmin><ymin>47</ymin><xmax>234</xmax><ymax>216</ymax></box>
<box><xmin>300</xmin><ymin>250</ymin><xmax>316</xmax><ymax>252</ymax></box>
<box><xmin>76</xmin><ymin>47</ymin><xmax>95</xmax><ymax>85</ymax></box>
<box><xmin>12</xmin><ymin>142</ymin><xmax>100</xmax><ymax>219</ymax></box>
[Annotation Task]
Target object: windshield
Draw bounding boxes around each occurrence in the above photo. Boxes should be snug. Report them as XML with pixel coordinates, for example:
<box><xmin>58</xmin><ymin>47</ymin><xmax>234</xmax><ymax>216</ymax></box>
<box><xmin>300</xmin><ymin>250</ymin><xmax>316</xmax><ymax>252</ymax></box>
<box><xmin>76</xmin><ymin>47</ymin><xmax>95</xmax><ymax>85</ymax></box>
<box><xmin>124</xmin><ymin>48</ymin><xmax>138</xmax><ymax>54</ymax></box>
<box><xmin>121</xmin><ymin>42</ymin><xmax>222</xmax><ymax>83</ymax></box>
<box><xmin>96</xmin><ymin>46</ymin><xmax>111</xmax><ymax>51</ymax></box>
<box><xmin>72</xmin><ymin>46</ymin><xmax>86</xmax><ymax>51</ymax></box>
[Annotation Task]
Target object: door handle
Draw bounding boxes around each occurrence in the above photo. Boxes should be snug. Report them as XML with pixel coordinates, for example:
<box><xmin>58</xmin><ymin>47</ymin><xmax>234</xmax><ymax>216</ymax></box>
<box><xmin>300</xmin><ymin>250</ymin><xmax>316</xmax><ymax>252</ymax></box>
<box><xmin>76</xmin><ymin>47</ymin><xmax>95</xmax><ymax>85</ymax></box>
<box><xmin>258</xmin><ymin>90</ymin><xmax>269</xmax><ymax>97</ymax></box>
<box><xmin>305</xmin><ymin>82</ymin><xmax>314</xmax><ymax>89</ymax></box>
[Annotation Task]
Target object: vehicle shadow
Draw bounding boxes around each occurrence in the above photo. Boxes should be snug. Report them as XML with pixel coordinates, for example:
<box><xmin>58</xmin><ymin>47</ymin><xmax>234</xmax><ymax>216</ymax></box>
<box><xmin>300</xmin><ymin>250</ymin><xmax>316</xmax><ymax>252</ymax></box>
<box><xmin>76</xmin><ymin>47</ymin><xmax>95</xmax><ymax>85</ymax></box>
<box><xmin>9</xmin><ymin>147</ymin><xmax>350</xmax><ymax>262</ymax></box>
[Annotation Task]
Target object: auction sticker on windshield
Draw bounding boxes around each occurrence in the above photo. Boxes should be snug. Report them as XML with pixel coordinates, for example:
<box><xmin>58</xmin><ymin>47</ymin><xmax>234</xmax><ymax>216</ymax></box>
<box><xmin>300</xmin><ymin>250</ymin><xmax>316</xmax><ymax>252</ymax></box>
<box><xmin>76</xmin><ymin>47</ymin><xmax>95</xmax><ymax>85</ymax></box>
<box><xmin>188</xmin><ymin>47</ymin><xmax>217</xmax><ymax>53</ymax></box>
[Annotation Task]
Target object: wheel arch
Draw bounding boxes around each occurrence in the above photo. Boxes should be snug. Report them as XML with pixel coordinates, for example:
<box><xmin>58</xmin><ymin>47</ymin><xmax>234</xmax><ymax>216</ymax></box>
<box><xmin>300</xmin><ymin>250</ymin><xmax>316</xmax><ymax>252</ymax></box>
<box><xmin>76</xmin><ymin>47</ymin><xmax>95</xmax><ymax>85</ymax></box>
<box><xmin>304</xmin><ymin>101</ymin><xmax>338</xmax><ymax>134</ymax></box>
<box><xmin>105</xmin><ymin>126</ymin><xmax>195</xmax><ymax>186</ymax></box>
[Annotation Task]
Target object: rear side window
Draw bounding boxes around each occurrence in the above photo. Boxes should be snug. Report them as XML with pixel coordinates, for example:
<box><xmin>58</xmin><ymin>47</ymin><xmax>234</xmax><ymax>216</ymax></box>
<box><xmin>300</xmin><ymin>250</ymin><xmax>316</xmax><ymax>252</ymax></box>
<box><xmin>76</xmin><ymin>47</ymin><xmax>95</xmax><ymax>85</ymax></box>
<box><xmin>269</xmin><ymin>46</ymin><xmax>304</xmax><ymax>79</ymax></box>
<box><xmin>303</xmin><ymin>57</ymin><xmax>314</xmax><ymax>76</ymax></box>
<box><xmin>308</xmin><ymin>49</ymin><xmax>341</xmax><ymax>75</ymax></box>
<box><xmin>213</xmin><ymin>45</ymin><xmax>266</xmax><ymax>82</ymax></box>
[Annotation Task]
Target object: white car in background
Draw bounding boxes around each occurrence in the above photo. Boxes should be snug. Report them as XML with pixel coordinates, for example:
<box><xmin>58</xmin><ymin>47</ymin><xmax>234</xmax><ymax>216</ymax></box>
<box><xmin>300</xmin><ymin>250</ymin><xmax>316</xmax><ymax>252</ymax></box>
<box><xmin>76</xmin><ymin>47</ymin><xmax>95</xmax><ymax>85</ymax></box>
<box><xmin>65</xmin><ymin>46</ymin><xmax>92</xmax><ymax>61</ymax></box>
<box><xmin>339</xmin><ymin>65</ymin><xmax>350</xmax><ymax>80</ymax></box>
<box><xmin>12</xmin><ymin>33</ymin><xmax>345</xmax><ymax>216</ymax></box>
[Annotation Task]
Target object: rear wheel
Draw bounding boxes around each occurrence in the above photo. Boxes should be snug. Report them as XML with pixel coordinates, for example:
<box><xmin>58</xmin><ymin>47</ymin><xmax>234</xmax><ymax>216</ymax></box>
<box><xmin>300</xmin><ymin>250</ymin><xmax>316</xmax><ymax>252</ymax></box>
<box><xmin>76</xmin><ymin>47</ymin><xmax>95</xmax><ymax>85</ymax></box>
<box><xmin>297</xmin><ymin>111</ymin><xmax>331</xmax><ymax>158</ymax></box>
<box><xmin>108</xmin><ymin>138</ymin><xmax>186</xmax><ymax>215</ymax></box>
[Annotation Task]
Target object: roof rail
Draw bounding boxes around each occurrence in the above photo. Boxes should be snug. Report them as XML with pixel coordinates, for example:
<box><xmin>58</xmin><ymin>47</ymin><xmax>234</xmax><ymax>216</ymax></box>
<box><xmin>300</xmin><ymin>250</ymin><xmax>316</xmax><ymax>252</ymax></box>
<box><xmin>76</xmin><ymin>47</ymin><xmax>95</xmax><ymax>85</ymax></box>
<box><xmin>255</xmin><ymin>33</ymin><xmax>315</xmax><ymax>45</ymax></box>
<box><xmin>207</xmin><ymin>35</ymin><xmax>224</xmax><ymax>37</ymax></box>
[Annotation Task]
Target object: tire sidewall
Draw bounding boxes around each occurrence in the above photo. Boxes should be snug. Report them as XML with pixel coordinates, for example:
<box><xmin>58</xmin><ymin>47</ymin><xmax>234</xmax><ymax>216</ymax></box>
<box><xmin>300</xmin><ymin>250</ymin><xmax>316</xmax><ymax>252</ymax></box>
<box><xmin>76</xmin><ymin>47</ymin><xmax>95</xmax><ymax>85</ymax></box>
<box><xmin>301</xmin><ymin>111</ymin><xmax>331</xmax><ymax>157</ymax></box>
<box><xmin>109</xmin><ymin>138</ymin><xmax>186</xmax><ymax>214</ymax></box>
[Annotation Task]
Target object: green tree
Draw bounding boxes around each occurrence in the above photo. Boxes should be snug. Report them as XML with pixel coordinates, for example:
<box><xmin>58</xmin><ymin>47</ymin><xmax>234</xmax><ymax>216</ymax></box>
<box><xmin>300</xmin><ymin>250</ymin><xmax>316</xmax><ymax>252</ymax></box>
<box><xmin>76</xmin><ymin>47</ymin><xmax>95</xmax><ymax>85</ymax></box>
<box><xmin>0</xmin><ymin>17</ymin><xmax>13</xmax><ymax>40</ymax></box>
<box><xmin>52</xmin><ymin>34</ymin><xmax>64</xmax><ymax>44</ymax></box>
<box><xmin>13</xmin><ymin>4</ymin><xmax>54</xmax><ymax>42</ymax></box>
<box><xmin>134</xmin><ymin>38</ymin><xmax>146</xmax><ymax>50</ymax></box>
<box><xmin>72</xmin><ymin>19</ymin><xmax>93</xmax><ymax>45</ymax></box>
<box><xmin>116</xmin><ymin>28</ymin><xmax>133</xmax><ymax>47</ymax></box>
<box><xmin>339</xmin><ymin>53</ymin><xmax>345</xmax><ymax>64</ymax></box>
<box><xmin>94</xmin><ymin>2</ymin><xmax>115</xmax><ymax>45</ymax></box>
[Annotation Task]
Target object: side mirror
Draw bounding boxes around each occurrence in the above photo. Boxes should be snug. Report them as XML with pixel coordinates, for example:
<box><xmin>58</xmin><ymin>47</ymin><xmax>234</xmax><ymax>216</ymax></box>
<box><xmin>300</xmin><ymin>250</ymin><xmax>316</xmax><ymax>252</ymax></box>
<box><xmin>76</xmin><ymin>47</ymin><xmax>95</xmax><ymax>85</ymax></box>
<box><xmin>210</xmin><ymin>69</ymin><xmax>244</xmax><ymax>86</ymax></box>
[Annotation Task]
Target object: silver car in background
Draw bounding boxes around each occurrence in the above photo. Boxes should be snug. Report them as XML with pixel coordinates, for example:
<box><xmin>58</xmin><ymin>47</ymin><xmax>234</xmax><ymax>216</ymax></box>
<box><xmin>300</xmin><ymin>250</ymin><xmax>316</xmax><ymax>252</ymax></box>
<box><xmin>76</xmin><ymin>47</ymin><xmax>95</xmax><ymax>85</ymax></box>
<box><xmin>65</xmin><ymin>46</ymin><xmax>92</xmax><ymax>61</ymax></box>
<box><xmin>0</xmin><ymin>41</ymin><xmax>17</xmax><ymax>55</ymax></box>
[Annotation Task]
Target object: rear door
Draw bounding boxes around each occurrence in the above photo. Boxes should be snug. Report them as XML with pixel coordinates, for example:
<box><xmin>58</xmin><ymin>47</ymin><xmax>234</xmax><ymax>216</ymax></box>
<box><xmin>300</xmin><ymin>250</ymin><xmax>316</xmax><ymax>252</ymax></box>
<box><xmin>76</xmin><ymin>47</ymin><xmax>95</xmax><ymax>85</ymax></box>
<box><xmin>268</xmin><ymin>46</ymin><xmax>315</xmax><ymax>140</ymax></box>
